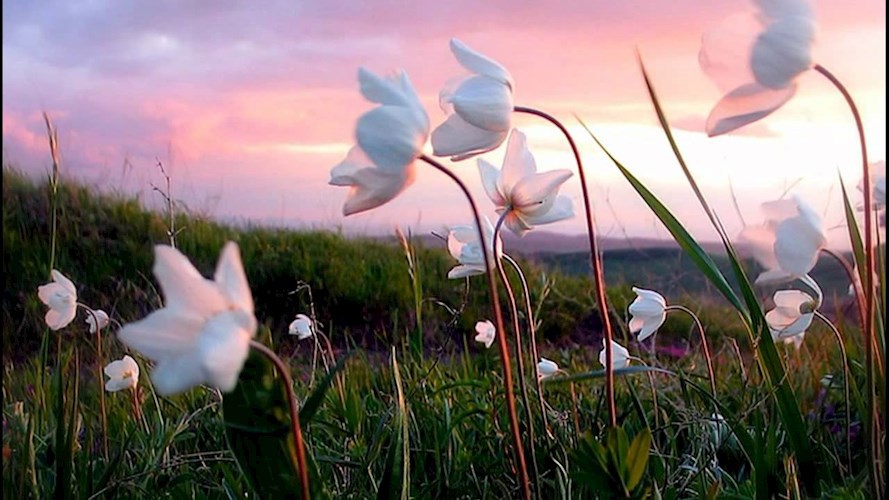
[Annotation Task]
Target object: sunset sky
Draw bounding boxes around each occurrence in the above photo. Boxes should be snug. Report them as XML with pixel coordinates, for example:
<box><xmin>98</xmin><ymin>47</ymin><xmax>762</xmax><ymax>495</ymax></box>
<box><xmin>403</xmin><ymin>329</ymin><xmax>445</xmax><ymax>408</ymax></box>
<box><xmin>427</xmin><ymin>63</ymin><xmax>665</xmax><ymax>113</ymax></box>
<box><xmin>3</xmin><ymin>0</ymin><xmax>885</xmax><ymax>249</ymax></box>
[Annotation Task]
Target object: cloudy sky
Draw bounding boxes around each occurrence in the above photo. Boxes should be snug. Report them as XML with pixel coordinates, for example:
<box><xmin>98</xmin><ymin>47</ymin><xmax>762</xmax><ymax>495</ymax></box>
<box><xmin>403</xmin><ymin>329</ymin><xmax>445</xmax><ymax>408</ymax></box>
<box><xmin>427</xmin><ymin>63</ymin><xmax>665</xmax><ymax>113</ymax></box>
<box><xmin>3</xmin><ymin>0</ymin><xmax>885</xmax><ymax>248</ymax></box>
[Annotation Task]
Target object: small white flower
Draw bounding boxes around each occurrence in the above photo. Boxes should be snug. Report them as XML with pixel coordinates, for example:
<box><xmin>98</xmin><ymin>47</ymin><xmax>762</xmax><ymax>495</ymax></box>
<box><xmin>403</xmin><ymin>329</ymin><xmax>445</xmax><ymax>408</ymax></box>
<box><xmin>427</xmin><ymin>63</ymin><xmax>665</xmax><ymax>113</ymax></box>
<box><xmin>478</xmin><ymin>129</ymin><xmax>574</xmax><ymax>236</ymax></box>
<box><xmin>706</xmin><ymin>413</ymin><xmax>731</xmax><ymax>449</ymax></box>
<box><xmin>537</xmin><ymin>358</ymin><xmax>559</xmax><ymax>379</ymax></box>
<box><xmin>118</xmin><ymin>242</ymin><xmax>257</xmax><ymax>396</ymax></box>
<box><xmin>446</xmin><ymin>216</ymin><xmax>502</xmax><ymax>279</ymax></box>
<box><xmin>628</xmin><ymin>287</ymin><xmax>667</xmax><ymax>342</ymax></box>
<box><xmin>598</xmin><ymin>339</ymin><xmax>631</xmax><ymax>370</ymax></box>
<box><xmin>432</xmin><ymin>38</ymin><xmax>514</xmax><ymax>161</ymax></box>
<box><xmin>474</xmin><ymin>320</ymin><xmax>496</xmax><ymax>349</ymax></box>
<box><xmin>330</xmin><ymin>67</ymin><xmax>429</xmax><ymax>216</ymax></box>
<box><xmin>740</xmin><ymin>195</ymin><xmax>826</xmax><ymax>285</ymax></box>
<box><xmin>288</xmin><ymin>314</ymin><xmax>314</xmax><ymax>341</ymax></box>
<box><xmin>37</xmin><ymin>270</ymin><xmax>77</xmax><ymax>331</ymax></box>
<box><xmin>766</xmin><ymin>289</ymin><xmax>815</xmax><ymax>340</ymax></box>
<box><xmin>104</xmin><ymin>355</ymin><xmax>140</xmax><ymax>392</ymax></box>
<box><xmin>85</xmin><ymin>309</ymin><xmax>110</xmax><ymax>334</ymax></box>
<box><xmin>699</xmin><ymin>0</ymin><xmax>815</xmax><ymax>136</ymax></box>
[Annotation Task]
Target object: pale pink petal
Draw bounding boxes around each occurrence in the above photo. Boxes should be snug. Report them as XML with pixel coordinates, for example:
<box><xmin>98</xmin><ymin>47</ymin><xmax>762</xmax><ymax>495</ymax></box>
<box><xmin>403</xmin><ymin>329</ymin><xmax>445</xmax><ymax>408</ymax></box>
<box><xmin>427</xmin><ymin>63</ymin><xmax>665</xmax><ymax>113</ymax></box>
<box><xmin>706</xmin><ymin>82</ymin><xmax>796</xmax><ymax>137</ymax></box>
<box><xmin>500</xmin><ymin>130</ymin><xmax>537</xmax><ymax>193</ymax></box>
<box><xmin>118</xmin><ymin>308</ymin><xmax>204</xmax><ymax>361</ymax></box>
<box><xmin>519</xmin><ymin>195</ymin><xmax>574</xmax><ymax>227</ymax></box>
<box><xmin>510</xmin><ymin>170</ymin><xmax>573</xmax><ymax>209</ymax></box>
<box><xmin>45</xmin><ymin>306</ymin><xmax>76</xmax><ymax>331</ymax></box>
<box><xmin>153</xmin><ymin>246</ymin><xmax>227</xmax><ymax>318</ymax></box>
<box><xmin>50</xmin><ymin>270</ymin><xmax>76</xmax><ymax>296</ymax></box>
<box><xmin>431</xmin><ymin>113</ymin><xmax>508</xmax><ymax>161</ymax></box>
<box><xmin>449</xmin><ymin>38</ymin><xmax>513</xmax><ymax>88</ymax></box>
<box><xmin>340</xmin><ymin>164</ymin><xmax>416</xmax><ymax>216</ymax></box>
<box><xmin>772</xmin><ymin>289</ymin><xmax>810</xmax><ymax>309</ymax></box>
<box><xmin>451</xmin><ymin>76</ymin><xmax>513</xmax><ymax>132</ymax></box>
<box><xmin>478</xmin><ymin>159</ymin><xmax>507</xmax><ymax>207</ymax></box>
<box><xmin>329</xmin><ymin>146</ymin><xmax>371</xmax><ymax>186</ymax></box>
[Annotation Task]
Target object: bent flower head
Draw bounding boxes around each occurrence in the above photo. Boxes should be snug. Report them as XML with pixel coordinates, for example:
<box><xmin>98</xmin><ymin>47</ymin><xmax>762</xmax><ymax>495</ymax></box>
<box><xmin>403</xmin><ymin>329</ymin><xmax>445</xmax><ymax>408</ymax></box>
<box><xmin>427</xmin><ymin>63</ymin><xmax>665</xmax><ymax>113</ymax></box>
<box><xmin>628</xmin><ymin>287</ymin><xmax>667</xmax><ymax>342</ymax></box>
<box><xmin>330</xmin><ymin>67</ymin><xmax>429</xmax><ymax>216</ymax></box>
<box><xmin>598</xmin><ymin>339</ymin><xmax>631</xmax><ymax>370</ymax></box>
<box><xmin>37</xmin><ymin>270</ymin><xmax>77</xmax><ymax>331</ymax></box>
<box><xmin>104</xmin><ymin>355</ymin><xmax>140</xmax><ymax>392</ymax></box>
<box><xmin>739</xmin><ymin>195</ymin><xmax>826</xmax><ymax>284</ymax></box>
<box><xmin>446</xmin><ymin>216</ymin><xmax>502</xmax><ymax>279</ymax></box>
<box><xmin>765</xmin><ymin>288</ymin><xmax>815</xmax><ymax>342</ymax></box>
<box><xmin>432</xmin><ymin>38</ymin><xmax>514</xmax><ymax>161</ymax></box>
<box><xmin>85</xmin><ymin>309</ymin><xmax>110</xmax><ymax>334</ymax></box>
<box><xmin>537</xmin><ymin>358</ymin><xmax>559</xmax><ymax>379</ymax></box>
<box><xmin>479</xmin><ymin>129</ymin><xmax>574</xmax><ymax>236</ymax></box>
<box><xmin>118</xmin><ymin>242</ymin><xmax>257</xmax><ymax>396</ymax></box>
<box><xmin>474</xmin><ymin>320</ymin><xmax>496</xmax><ymax>349</ymax></box>
<box><xmin>699</xmin><ymin>0</ymin><xmax>815</xmax><ymax>136</ymax></box>
<box><xmin>288</xmin><ymin>314</ymin><xmax>313</xmax><ymax>340</ymax></box>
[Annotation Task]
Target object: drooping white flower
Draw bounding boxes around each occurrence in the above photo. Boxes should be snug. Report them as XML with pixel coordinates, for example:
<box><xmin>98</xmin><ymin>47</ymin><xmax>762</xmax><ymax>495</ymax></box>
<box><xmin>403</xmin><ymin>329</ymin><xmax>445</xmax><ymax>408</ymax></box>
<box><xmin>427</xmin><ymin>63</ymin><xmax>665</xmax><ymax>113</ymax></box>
<box><xmin>118</xmin><ymin>242</ymin><xmax>257</xmax><ymax>396</ymax></box>
<box><xmin>474</xmin><ymin>320</ymin><xmax>496</xmax><ymax>349</ymax></box>
<box><xmin>288</xmin><ymin>314</ymin><xmax>314</xmax><ymax>341</ymax></box>
<box><xmin>104</xmin><ymin>355</ymin><xmax>140</xmax><ymax>392</ymax></box>
<box><xmin>478</xmin><ymin>129</ymin><xmax>574</xmax><ymax>236</ymax></box>
<box><xmin>432</xmin><ymin>38</ymin><xmax>514</xmax><ymax>161</ymax></box>
<box><xmin>739</xmin><ymin>195</ymin><xmax>826</xmax><ymax>284</ymax></box>
<box><xmin>598</xmin><ymin>339</ymin><xmax>631</xmax><ymax>370</ymax></box>
<box><xmin>628</xmin><ymin>287</ymin><xmax>667</xmax><ymax>342</ymax></box>
<box><xmin>765</xmin><ymin>289</ymin><xmax>816</xmax><ymax>343</ymax></box>
<box><xmin>446</xmin><ymin>216</ymin><xmax>502</xmax><ymax>279</ymax></box>
<box><xmin>699</xmin><ymin>0</ymin><xmax>815</xmax><ymax>136</ymax></box>
<box><xmin>37</xmin><ymin>270</ymin><xmax>77</xmax><ymax>331</ymax></box>
<box><xmin>330</xmin><ymin>67</ymin><xmax>429</xmax><ymax>216</ymax></box>
<box><xmin>537</xmin><ymin>358</ymin><xmax>559</xmax><ymax>379</ymax></box>
<box><xmin>85</xmin><ymin>309</ymin><xmax>110</xmax><ymax>334</ymax></box>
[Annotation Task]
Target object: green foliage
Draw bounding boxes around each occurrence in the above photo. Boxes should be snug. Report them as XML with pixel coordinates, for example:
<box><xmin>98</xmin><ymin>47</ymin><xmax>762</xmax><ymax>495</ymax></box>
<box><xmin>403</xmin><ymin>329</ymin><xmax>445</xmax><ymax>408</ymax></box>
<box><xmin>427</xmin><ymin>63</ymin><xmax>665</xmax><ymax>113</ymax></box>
<box><xmin>571</xmin><ymin>425</ymin><xmax>652</xmax><ymax>498</ymax></box>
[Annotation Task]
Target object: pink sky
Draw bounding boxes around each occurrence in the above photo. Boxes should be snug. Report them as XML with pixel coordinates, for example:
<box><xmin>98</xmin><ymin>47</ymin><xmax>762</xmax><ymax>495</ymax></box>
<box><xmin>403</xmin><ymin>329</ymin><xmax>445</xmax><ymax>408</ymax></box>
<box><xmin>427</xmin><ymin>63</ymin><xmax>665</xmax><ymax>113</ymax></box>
<box><xmin>3</xmin><ymin>0</ymin><xmax>885</xmax><ymax>249</ymax></box>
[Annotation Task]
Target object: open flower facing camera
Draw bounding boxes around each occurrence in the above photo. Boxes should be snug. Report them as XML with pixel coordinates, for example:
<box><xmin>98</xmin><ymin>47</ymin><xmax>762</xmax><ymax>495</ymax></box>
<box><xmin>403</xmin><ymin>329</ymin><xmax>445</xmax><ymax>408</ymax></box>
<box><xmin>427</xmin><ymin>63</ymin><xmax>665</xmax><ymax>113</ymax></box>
<box><xmin>118</xmin><ymin>242</ymin><xmax>257</xmax><ymax>396</ymax></box>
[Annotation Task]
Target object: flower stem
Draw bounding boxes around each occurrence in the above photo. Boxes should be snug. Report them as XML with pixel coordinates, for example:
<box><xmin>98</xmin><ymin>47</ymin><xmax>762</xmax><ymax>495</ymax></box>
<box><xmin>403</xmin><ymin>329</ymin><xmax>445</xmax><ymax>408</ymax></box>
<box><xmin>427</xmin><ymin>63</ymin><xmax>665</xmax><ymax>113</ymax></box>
<box><xmin>814</xmin><ymin>311</ymin><xmax>853</xmax><ymax>470</ymax></box>
<box><xmin>813</xmin><ymin>63</ymin><xmax>882</xmax><ymax>498</ymax></box>
<box><xmin>492</xmin><ymin>215</ymin><xmax>540</xmax><ymax>496</ymax></box>
<box><xmin>249</xmin><ymin>340</ymin><xmax>310</xmax><ymax>500</ymax></box>
<box><xmin>514</xmin><ymin>106</ymin><xmax>618</xmax><ymax>428</ymax></box>
<box><xmin>504</xmin><ymin>254</ymin><xmax>552</xmax><ymax>438</ymax></box>
<box><xmin>665</xmin><ymin>305</ymin><xmax>717</xmax><ymax>398</ymax></box>
<box><xmin>81</xmin><ymin>305</ymin><xmax>109</xmax><ymax>461</ymax></box>
<box><xmin>420</xmin><ymin>154</ymin><xmax>531</xmax><ymax>500</ymax></box>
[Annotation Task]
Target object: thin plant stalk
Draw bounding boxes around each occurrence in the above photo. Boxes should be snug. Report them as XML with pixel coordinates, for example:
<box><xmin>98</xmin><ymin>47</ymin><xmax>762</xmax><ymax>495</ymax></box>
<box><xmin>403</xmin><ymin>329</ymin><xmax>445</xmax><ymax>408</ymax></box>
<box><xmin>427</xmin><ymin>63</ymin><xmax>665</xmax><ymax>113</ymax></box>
<box><xmin>492</xmin><ymin>213</ymin><xmax>541</xmax><ymax>497</ymax></box>
<box><xmin>80</xmin><ymin>305</ymin><xmax>109</xmax><ymax>460</ymax></box>
<box><xmin>420</xmin><ymin>154</ymin><xmax>531</xmax><ymax>500</ymax></box>
<box><xmin>813</xmin><ymin>63</ymin><xmax>882</xmax><ymax>497</ymax></box>
<box><xmin>248</xmin><ymin>340</ymin><xmax>310</xmax><ymax>500</ymax></box>
<box><xmin>514</xmin><ymin>105</ymin><xmax>618</xmax><ymax>428</ymax></box>
<box><xmin>814</xmin><ymin>311</ymin><xmax>853</xmax><ymax>469</ymax></box>
<box><xmin>504</xmin><ymin>253</ymin><xmax>552</xmax><ymax>438</ymax></box>
<box><xmin>665</xmin><ymin>305</ymin><xmax>717</xmax><ymax>398</ymax></box>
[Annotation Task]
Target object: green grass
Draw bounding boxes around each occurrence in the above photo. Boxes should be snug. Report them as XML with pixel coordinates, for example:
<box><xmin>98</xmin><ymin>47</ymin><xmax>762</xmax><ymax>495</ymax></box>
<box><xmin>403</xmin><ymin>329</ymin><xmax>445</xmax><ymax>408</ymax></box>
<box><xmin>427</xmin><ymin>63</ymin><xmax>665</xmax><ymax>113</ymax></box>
<box><xmin>1</xmin><ymin>167</ymin><xmax>876</xmax><ymax>498</ymax></box>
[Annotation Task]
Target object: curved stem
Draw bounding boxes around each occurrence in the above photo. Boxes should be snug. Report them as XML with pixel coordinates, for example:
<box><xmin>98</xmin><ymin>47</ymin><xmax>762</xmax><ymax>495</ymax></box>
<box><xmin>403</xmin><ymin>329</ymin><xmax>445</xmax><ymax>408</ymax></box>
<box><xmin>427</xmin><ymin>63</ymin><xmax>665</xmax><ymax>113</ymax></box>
<box><xmin>249</xmin><ymin>340</ymin><xmax>310</xmax><ymax>500</ymax></box>
<box><xmin>492</xmin><ymin>215</ymin><xmax>540</xmax><ymax>496</ymax></box>
<box><xmin>80</xmin><ymin>304</ymin><xmax>108</xmax><ymax>461</ymax></box>
<box><xmin>814</xmin><ymin>63</ymin><xmax>881</xmax><ymax>497</ymax></box>
<box><xmin>665</xmin><ymin>305</ymin><xmax>717</xmax><ymax>398</ymax></box>
<box><xmin>504</xmin><ymin>254</ymin><xmax>552</xmax><ymax>438</ymax></box>
<box><xmin>515</xmin><ymin>105</ymin><xmax>618</xmax><ymax>427</ymax></box>
<box><xmin>420</xmin><ymin>154</ymin><xmax>531</xmax><ymax>499</ymax></box>
<box><xmin>814</xmin><ymin>311</ymin><xmax>853</xmax><ymax>469</ymax></box>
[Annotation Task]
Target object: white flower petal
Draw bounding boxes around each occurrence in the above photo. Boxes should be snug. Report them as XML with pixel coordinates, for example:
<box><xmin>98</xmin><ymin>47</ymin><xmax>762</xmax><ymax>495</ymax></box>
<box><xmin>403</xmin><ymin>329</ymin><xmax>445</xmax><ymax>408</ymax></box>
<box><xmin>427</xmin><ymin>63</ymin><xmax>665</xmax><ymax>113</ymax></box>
<box><xmin>153</xmin><ymin>245</ymin><xmax>227</xmax><ymax>318</ymax></box>
<box><xmin>449</xmin><ymin>38</ymin><xmax>513</xmax><ymax>88</ymax></box>
<box><xmin>451</xmin><ymin>76</ymin><xmax>513</xmax><ymax>132</ymax></box>
<box><xmin>774</xmin><ymin>216</ymin><xmax>824</xmax><ymax>277</ymax></box>
<box><xmin>50</xmin><ymin>270</ymin><xmax>76</xmax><ymax>296</ymax></box>
<box><xmin>499</xmin><ymin>130</ymin><xmax>537</xmax><ymax>194</ymax></box>
<box><xmin>431</xmin><ymin>113</ymin><xmax>508</xmax><ymax>161</ymax></box>
<box><xmin>118</xmin><ymin>308</ymin><xmax>205</xmax><ymax>361</ymax></box>
<box><xmin>86</xmin><ymin>309</ymin><xmax>110</xmax><ymax>333</ymax></box>
<box><xmin>198</xmin><ymin>311</ymin><xmax>254</xmax><ymax>393</ymax></box>
<box><xmin>356</xmin><ymin>106</ymin><xmax>427</xmax><ymax>173</ymax></box>
<box><xmin>751</xmin><ymin>17</ymin><xmax>814</xmax><ymax>90</ymax></box>
<box><xmin>598</xmin><ymin>340</ymin><xmax>631</xmax><ymax>369</ymax></box>
<box><xmin>45</xmin><ymin>306</ymin><xmax>76</xmax><ymax>331</ymax></box>
<box><xmin>214</xmin><ymin>242</ymin><xmax>254</xmax><ymax>314</ymax></box>
<box><xmin>706</xmin><ymin>82</ymin><xmax>797</xmax><ymax>137</ymax></box>
<box><xmin>151</xmin><ymin>355</ymin><xmax>208</xmax><ymax>396</ymax></box>
<box><xmin>448</xmin><ymin>264</ymin><xmax>485</xmax><ymax>279</ymax></box>
<box><xmin>510</xmin><ymin>170</ymin><xmax>573</xmax><ymax>209</ymax></box>
<box><xmin>339</xmin><ymin>163</ymin><xmax>416</xmax><ymax>216</ymax></box>
<box><xmin>537</xmin><ymin>358</ymin><xmax>559</xmax><ymax>378</ymax></box>
<box><xmin>478</xmin><ymin>159</ymin><xmax>507</xmax><ymax>207</ymax></box>
<box><xmin>357</xmin><ymin>67</ymin><xmax>411</xmax><ymax>107</ymax></box>
<box><xmin>772</xmin><ymin>289</ymin><xmax>810</xmax><ymax>309</ymax></box>
<box><xmin>474</xmin><ymin>320</ymin><xmax>496</xmax><ymax>349</ymax></box>
<box><xmin>519</xmin><ymin>195</ymin><xmax>575</xmax><ymax>227</ymax></box>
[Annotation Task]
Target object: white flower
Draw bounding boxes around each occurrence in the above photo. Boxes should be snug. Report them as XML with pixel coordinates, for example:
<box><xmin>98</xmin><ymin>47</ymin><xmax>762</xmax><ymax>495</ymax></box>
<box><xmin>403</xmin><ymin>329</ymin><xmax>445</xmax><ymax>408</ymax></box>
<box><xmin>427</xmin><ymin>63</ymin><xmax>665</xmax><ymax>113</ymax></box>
<box><xmin>104</xmin><ymin>355</ymin><xmax>140</xmax><ymax>392</ymax></box>
<box><xmin>432</xmin><ymin>38</ymin><xmax>514</xmax><ymax>161</ymax></box>
<box><xmin>118</xmin><ymin>242</ymin><xmax>257</xmax><ymax>396</ymax></box>
<box><xmin>766</xmin><ymin>289</ymin><xmax>816</xmax><ymax>343</ymax></box>
<box><xmin>598</xmin><ymin>339</ymin><xmax>631</xmax><ymax>370</ymax></box>
<box><xmin>37</xmin><ymin>270</ymin><xmax>77</xmax><ymax>331</ymax></box>
<box><xmin>478</xmin><ymin>129</ymin><xmax>574</xmax><ymax>236</ymax></box>
<box><xmin>446</xmin><ymin>216</ymin><xmax>502</xmax><ymax>279</ymax></box>
<box><xmin>628</xmin><ymin>287</ymin><xmax>667</xmax><ymax>342</ymax></box>
<box><xmin>85</xmin><ymin>309</ymin><xmax>110</xmax><ymax>334</ymax></box>
<box><xmin>706</xmin><ymin>413</ymin><xmax>731</xmax><ymax>449</ymax></box>
<box><xmin>537</xmin><ymin>358</ymin><xmax>559</xmax><ymax>379</ymax></box>
<box><xmin>739</xmin><ymin>195</ymin><xmax>826</xmax><ymax>284</ymax></box>
<box><xmin>699</xmin><ymin>0</ymin><xmax>815</xmax><ymax>136</ymax></box>
<box><xmin>330</xmin><ymin>67</ymin><xmax>429</xmax><ymax>216</ymax></box>
<box><xmin>474</xmin><ymin>320</ymin><xmax>496</xmax><ymax>349</ymax></box>
<box><xmin>288</xmin><ymin>314</ymin><xmax>313</xmax><ymax>341</ymax></box>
